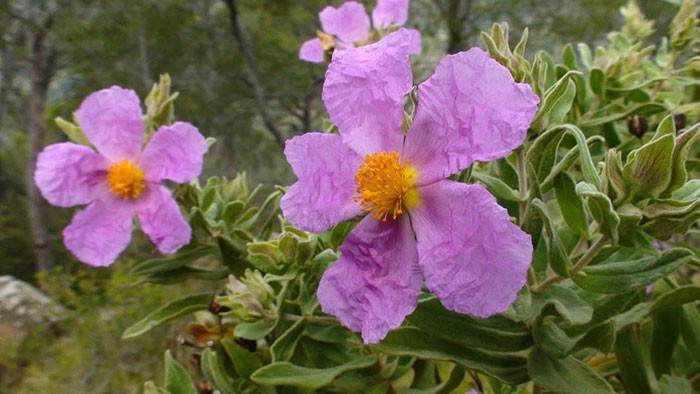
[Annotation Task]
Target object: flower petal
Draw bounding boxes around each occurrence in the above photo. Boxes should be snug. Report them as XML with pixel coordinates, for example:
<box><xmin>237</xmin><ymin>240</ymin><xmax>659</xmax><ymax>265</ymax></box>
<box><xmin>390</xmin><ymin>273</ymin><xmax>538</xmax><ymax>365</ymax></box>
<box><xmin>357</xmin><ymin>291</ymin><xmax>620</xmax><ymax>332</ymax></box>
<box><xmin>322</xmin><ymin>29</ymin><xmax>414</xmax><ymax>155</ymax></box>
<box><xmin>75</xmin><ymin>86</ymin><xmax>146</xmax><ymax>162</ymax></box>
<box><xmin>63</xmin><ymin>196</ymin><xmax>134</xmax><ymax>267</ymax></box>
<box><xmin>406</xmin><ymin>28</ymin><xmax>422</xmax><ymax>55</ymax></box>
<box><xmin>403</xmin><ymin>48</ymin><xmax>539</xmax><ymax>184</ymax></box>
<box><xmin>372</xmin><ymin>0</ymin><xmax>409</xmax><ymax>28</ymax></box>
<box><xmin>140</xmin><ymin>122</ymin><xmax>207</xmax><ymax>183</ymax></box>
<box><xmin>319</xmin><ymin>1</ymin><xmax>370</xmax><ymax>44</ymax></box>
<box><xmin>318</xmin><ymin>215</ymin><xmax>422</xmax><ymax>344</ymax></box>
<box><xmin>136</xmin><ymin>184</ymin><xmax>191</xmax><ymax>254</ymax></box>
<box><xmin>411</xmin><ymin>181</ymin><xmax>532</xmax><ymax>317</ymax></box>
<box><xmin>34</xmin><ymin>142</ymin><xmax>109</xmax><ymax>207</ymax></box>
<box><xmin>299</xmin><ymin>38</ymin><xmax>325</xmax><ymax>63</ymax></box>
<box><xmin>280</xmin><ymin>133</ymin><xmax>363</xmax><ymax>233</ymax></box>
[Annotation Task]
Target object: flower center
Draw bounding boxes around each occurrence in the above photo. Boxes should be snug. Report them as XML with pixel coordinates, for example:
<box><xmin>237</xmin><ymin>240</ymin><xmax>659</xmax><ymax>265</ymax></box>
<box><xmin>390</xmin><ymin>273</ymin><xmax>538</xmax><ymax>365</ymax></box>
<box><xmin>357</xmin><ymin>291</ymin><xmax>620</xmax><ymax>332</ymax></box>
<box><xmin>354</xmin><ymin>151</ymin><xmax>419</xmax><ymax>221</ymax></box>
<box><xmin>106</xmin><ymin>160</ymin><xmax>145</xmax><ymax>199</ymax></box>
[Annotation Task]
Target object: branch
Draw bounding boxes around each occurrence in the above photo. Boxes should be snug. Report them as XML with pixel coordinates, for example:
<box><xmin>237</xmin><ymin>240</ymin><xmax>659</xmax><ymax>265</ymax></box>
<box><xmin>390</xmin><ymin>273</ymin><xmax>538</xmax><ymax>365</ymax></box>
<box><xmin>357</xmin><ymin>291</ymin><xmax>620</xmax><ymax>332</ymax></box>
<box><xmin>222</xmin><ymin>0</ymin><xmax>284</xmax><ymax>147</ymax></box>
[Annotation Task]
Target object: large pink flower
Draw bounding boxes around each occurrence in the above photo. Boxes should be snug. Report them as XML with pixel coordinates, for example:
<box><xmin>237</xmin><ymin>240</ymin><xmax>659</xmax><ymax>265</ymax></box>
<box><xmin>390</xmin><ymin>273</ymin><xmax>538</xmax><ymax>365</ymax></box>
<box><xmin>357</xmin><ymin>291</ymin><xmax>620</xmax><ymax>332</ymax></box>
<box><xmin>282</xmin><ymin>30</ymin><xmax>540</xmax><ymax>344</ymax></box>
<box><xmin>299</xmin><ymin>0</ymin><xmax>421</xmax><ymax>63</ymax></box>
<box><xmin>34</xmin><ymin>86</ymin><xmax>208</xmax><ymax>266</ymax></box>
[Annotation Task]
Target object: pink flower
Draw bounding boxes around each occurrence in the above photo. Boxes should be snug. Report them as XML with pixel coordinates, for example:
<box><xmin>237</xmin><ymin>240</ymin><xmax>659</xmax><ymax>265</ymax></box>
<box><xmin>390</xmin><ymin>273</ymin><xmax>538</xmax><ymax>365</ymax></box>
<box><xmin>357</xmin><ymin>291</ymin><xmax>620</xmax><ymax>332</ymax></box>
<box><xmin>282</xmin><ymin>29</ymin><xmax>540</xmax><ymax>343</ymax></box>
<box><xmin>299</xmin><ymin>0</ymin><xmax>421</xmax><ymax>63</ymax></box>
<box><xmin>34</xmin><ymin>86</ymin><xmax>208</xmax><ymax>266</ymax></box>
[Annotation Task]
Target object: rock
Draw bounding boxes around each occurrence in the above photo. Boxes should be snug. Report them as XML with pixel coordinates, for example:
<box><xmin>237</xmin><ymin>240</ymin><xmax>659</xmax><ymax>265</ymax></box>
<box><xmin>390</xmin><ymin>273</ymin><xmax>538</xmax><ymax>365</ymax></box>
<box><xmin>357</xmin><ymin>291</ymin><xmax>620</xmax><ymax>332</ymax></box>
<box><xmin>0</xmin><ymin>276</ymin><xmax>64</xmax><ymax>355</ymax></box>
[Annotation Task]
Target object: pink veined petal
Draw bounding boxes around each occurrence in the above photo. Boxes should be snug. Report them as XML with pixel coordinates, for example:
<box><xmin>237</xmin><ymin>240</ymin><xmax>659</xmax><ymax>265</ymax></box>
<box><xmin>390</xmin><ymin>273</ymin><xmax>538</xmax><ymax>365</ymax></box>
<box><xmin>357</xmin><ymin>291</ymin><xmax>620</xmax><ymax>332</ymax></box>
<box><xmin>34</xmin><ymin>142</ymin><xmax>110</xmax><ymax>207</ymax></box>
<box><xmin>322</xmin><ymin>29</ymin><xmax>414</xmax><ymax>156</ymax></box>
<box><xmin>403</xmin><ymin>48</ymin><xmax>539</xmax><ymax>185</ymax></box>
<box><xmin>319</xmin><ymin>1</ymin><xmax>370</xmax><ymax>44</ymax></box>
<box><xmin>63</xmin><ymin>196</ymin><xmax>134</xmax><ymax>267</ymax></box>
<box><xmin>406</xmin><ymin>28</ymin><xmax>422</xmax><ymax>55</ymax></box>
<box><xmin>280</xmin><ymin>133</ymin><xmax>363</xmax><ymax>233</ymax></box>
<box><xmin>135</xmin><ymin>184</ymin><xmax>192</xmax><ymax>254</ymax></box>
<box><xmin>75</xmin><ymin>86</ymin><xmax>146</xmax><ymax>162</ymax></box>
<box><xmin>372</xmin><ymin>0</ymin><xmax>409</xmax><ymax>28</ymax></box>
<box><xmin>299</xmin><ymin>38</ymin><xmax>325</xmax><ymax>63</ymax></box>
<box><xmin>318</xmin><ymin>215</ymin><xmax>422</xmax><ymax>344</ymax></box>
<box><xmin>410</xmin><ymin>181</ymin><xmax>532</xmax><ymax>317</ymax></box>
<box><xmin>140</xmin><ymin>122</ymin><xmax>207</xmax><ymax>183</ymax></box>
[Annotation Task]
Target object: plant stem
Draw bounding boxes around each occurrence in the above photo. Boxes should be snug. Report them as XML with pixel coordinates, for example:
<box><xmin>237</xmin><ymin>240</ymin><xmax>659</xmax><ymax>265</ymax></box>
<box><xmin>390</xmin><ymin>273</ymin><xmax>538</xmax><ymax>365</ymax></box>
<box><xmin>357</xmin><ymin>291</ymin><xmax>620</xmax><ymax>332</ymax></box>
<box><xmin>532</xmin><ymin>235</ymin><xmax>609</xmax><ymax>292</ymax></box>
<box><xmin>517</xmin><ymin>147</ymin><xmax>528</xmax><ymax>225</ymax></box>
<box><xmin>282</xmin><ymin>313</ymin><xmax>337</xmax><ymax>324</ymax></box>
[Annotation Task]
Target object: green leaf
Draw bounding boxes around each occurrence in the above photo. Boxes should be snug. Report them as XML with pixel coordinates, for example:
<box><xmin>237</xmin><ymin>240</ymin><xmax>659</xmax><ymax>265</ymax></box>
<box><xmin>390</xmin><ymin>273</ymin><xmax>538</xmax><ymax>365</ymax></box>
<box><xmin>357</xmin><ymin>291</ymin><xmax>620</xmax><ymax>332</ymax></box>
<box><xmin>532</xmin><ymin>317</ymin><xmax>576</xmax><ymax>358</ymax></box>
<box><xmin>201</xmin><ymin>348</ymin><xmax>237</xmax><ymax>394</ymax></box>
<box><xmin>251</xmin><ymin>355</ymin><xmax>377</xmax><ymax>388</ymax></box>
<box><xmin>529</xmin><ymin>125</ymin><xmax>601</xmax><ymax>190</ymax></box>
<box><xmin>527</xmin><ymin>347</ymin><xmax>614</xmax><ymax>394</ymax></box>
<box><xmin>529</xmin><ymin>285</ymin><xmax>593</xmax><ymax>326</ymax></box>
<box><xmin>531</xmin><ymin>71</ymin><xmax>581</xmax><ymax>131</ymax></box>
<box><xmin>623</xmin><ymin>134</ymin><xmax>675</xmax><ymax>199</ymax></box>
<box><xmin>659</xmin><ymin>375</ymin><xmax>692</xmax><ymax>394</ymax></box>
<box><xmin>562</xmin><ymin>43</ymin><xmax>576</xmax><ymax>69</ymax></box>
<box><xmin>234</xmin><ymin>319</ymin><xmax>277</xmax><ymax>340</ymax></box>
<box><xmin>55</xmin><ymin>116</ymin><xmax>91</xmax><ymax>146</ymax></box>
<box><xmin>407</xmin><ymin>298</ymin><xmax>533</xmax><ymax>352</ymax></box>
<box><xmin>614</xmin><ymin>326</ymin><xmax>654</xmax><ymax>394</ymax></box>
<box><xmin>164</xmin><ymin>350</ymin><xmax>197</xmax><ymax>394</ymax></box>
<box><xmin>589</xmin><ymin>68</ymin><xmax>606</xmax><ymax>96</ymax></box>
<box><xmin>665</xmin><ymin>122</ymin><xmax>700</xmax><ymax>196</ymax></box>
<box><xmin>404</xmin><ymin>365</ymin><xmax>466</xmax><ymax>394</ymax></box>
<box><xmin>271</xmin><ymin>318</ymin><xmax>306</xmax><ymax>362</ymax></box>
<box><xmin>471</xmin><ymin>172</ymin><xmax>519</xmax><ymax>201</ymax></box>
<box><xmin>572</xmin><ymin>248</ymin><xmax>693</xmax><ymax>294</ymax></box>
<box><xmin>573</xmin><ymin>321</ymin><xmax>615</xmax><ymax>354</ymax></box>
<box><xmin>221</xmin><ymin>338</ymin><xmax>263</xmax><ymax>379</ymax></box>
<box><xmin>554</xmin><ymin>173</ymin><xmax>589</xmax><ymax>238</ymax></box>
<box><xmin>130</xmin><ymin>248</ymin><xmax>215</xmax><ymax>275</ymax></box>
<box><xmin>123</xmin><ymin>293</ymin><xmax>212</xmax><ymax>338</ymax></box>
<box><xmin>680</xmin><ymin>304</ymin><xmax>700</xmax><ymax>364</ymax></box>
<box><xmin>651</xmin><ymin>307</ymin><xmax>681</xmax><ymax>377</ymax></box>
<box><xmin>375</xmin><ymin>328</ymin><xmax>529</xmax><ymax>385</ymax></box>
<box><xmin>576</xmin><ymin>182</ymin><xmax>620</xmax><ymax>244</ymax></box>
<box><xmin>529</xmin><ymin>198</ymin><xmax>571</xmax><ymax>276</ymax></box>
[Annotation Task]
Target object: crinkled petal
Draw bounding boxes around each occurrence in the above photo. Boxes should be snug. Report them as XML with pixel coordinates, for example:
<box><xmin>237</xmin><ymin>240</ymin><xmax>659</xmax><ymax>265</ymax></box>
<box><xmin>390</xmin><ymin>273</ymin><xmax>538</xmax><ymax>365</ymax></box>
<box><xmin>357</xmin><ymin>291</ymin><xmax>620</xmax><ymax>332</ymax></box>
<box><xmin>63</xmin><ymin>196</ymin><xmax>134</xmax><ymax>267</ymax></box>
<box><xmin>319</xmin><ymin>1</ymin><xmax>370</xmax><ymax>43</ymax></box>
<box><xmin>411</xmin><ymin>181</ymin><xmax>532</xmax><ymax>317</ymax></box>
<box><xmin>403</xmin><ymin>48</ymin><xmax>539</xmax><ymax>184</ymax></box>
<box><xmin>299</xmin><ymin>38</ymin><xmax>325</xmax><ymax>63</ymax></box>
<box><xmin>322</xmin><ymin>29</ymin><xmax>414</xmax><ymax>155</ymax></box>
<box><xmin>406</xmin><ymin>28</ymin><xmax>422</xmax><ymax>55</ymax></box>
<box><xmin>140</xmin><ymin>122</ymin><xmax>207</xmax><ymax>183</ymax></box>
<box><xmin>136</xmin><ymin>184</ymin><xmax>191</xmax><ymax>254</ymax></box>
<box><xmin>318</xmin><ymin>215</ymin><xmax>422</xmax><ymax>344</ymax></box>
<box><xmin>75</xmin><ymin>86</ymin><xmax>146</xmax><ymax>162</ymax></box>
<box><xmin>280</xmin><ymin>133</ymin><xmax>363</xmax><ymax>233</ymax></box>
<box><xmin>34</xmin><ymin>142</ymin><xmax>109</xmax><ymax>207</ymax></box>
<box><xmin>372</xmin><ymin>0</ymin><xmax>409</xmax><ymax>28</ymax></box>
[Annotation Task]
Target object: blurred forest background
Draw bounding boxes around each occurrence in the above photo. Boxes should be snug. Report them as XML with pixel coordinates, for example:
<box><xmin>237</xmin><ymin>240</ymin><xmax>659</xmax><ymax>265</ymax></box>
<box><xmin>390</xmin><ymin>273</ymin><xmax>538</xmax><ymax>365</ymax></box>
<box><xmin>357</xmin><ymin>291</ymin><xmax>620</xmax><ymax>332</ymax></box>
<box><xmin>0</xmin><ymin>0</ymin><xmax>683</xmax><ymax>392</ymax></box>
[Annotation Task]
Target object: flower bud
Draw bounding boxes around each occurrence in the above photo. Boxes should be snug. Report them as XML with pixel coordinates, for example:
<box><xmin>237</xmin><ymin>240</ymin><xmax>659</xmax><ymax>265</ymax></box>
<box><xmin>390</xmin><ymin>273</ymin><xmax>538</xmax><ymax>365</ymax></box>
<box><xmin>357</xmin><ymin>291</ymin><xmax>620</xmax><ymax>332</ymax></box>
<box><xmin>217</xmin><ymin>271</ymin><xmax>277</xmax><ymax>325</ymax></box>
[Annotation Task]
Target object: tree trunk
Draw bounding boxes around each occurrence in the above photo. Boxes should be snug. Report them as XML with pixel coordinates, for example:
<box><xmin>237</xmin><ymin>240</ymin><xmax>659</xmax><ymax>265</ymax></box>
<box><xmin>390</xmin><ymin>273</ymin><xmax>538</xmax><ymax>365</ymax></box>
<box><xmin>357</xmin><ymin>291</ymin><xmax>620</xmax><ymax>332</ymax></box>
<box><xmin>223</xmin><ymin>0</ymin><xmax>284</xmax><ymax>147</ymax></box>
<box><xmin>25</xmin><ymin>26</ymin><xmax>56</xmax><ymax>272</ymax></box>
<box><xmin>443</xmin><ymin>0</ymin><xmax>474</xmax><ymax>54</ymax></box>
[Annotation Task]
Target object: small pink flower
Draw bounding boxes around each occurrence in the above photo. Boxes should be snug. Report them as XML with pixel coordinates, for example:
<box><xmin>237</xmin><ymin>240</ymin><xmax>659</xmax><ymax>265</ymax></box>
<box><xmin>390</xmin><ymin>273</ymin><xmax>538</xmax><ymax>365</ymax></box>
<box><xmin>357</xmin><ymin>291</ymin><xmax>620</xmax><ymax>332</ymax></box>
<box><xmin>34</xmin><ymin>86</ymin><xmax>208</xmax><ymax>266</ymax></box>
<box><xmin>299</xmin><ymin>0</ymin><xmax>421</xmax><ymax>63</ymax></box>
<box><xmin>283</xmin><ymin>30</ymin><xmax>539</xmax><ymax>343</ymax></box>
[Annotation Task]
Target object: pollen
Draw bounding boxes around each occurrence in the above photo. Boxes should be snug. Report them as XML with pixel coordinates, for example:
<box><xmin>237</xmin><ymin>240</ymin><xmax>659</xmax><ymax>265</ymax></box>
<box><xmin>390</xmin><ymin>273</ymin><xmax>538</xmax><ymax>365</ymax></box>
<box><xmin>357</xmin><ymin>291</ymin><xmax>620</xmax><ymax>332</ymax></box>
<box><xmin>354</xmin><ymin>151</ymin><xmax>419</xmax><ymax>221</ymax></box>
<box><xmin>106</xmin><ymin>160</ymin><xmax>145</xmax><ymax>199</ymax></box>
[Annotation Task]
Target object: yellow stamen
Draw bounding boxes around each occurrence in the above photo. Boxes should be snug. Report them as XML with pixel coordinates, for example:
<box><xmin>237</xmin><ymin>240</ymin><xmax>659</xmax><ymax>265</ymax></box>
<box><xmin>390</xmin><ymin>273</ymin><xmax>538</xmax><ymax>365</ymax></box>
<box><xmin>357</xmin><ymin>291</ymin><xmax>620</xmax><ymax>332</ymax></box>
<box><xmin>354</xmin><ymin>151</ymin><xmax>419</xmax><ymax>221</ymax></box>
<box><xmin>106</xmin><ymin>160</ymin><xmax>145</xmax><ymax>199</ymax></box>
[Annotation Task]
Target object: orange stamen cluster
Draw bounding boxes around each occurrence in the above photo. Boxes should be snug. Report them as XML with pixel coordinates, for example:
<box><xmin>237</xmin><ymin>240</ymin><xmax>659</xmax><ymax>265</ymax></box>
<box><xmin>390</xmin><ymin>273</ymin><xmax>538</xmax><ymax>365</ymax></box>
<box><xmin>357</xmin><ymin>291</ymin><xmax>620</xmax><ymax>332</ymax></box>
<box><xmin>106</xmin><ymin>160</ymin><xmax>145</xmax><ymax>199</ymax></box>
<box><xmin>354</xmin><ymin>151</ymin><xmax>419</xmax><ymax>221</ymax></box>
